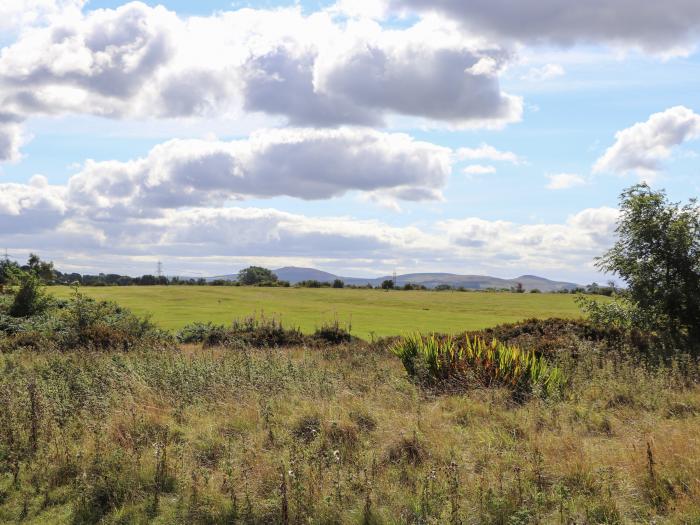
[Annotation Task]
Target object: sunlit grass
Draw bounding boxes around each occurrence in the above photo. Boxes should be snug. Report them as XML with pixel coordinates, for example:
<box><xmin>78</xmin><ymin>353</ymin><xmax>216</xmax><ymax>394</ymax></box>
<box><xmin>48</xmin><ymin>286</ymin><xmax>586</xmax><ymax>338</ymax></box>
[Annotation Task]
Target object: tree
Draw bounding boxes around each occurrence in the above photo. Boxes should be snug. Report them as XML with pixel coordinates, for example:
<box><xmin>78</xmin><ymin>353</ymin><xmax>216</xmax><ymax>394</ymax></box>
<box><xmin>596</xmin><ymin>184</ymin><xmax>700</xmax><ymax>348</ymax></box>
<box><xmin>24</xmin><ymin>253</ymin><xmax>55</xmax><ymax>282</ymax></box>
<box><xmin>237</xmin><ymin>266</ymin><xmax>278</xmax><ymax>285</ymax></box>
<box><xmin>381</xmin><ymin>279</ymin><xmax>394</xmax><ymax>290</ymax></box>
<box><xmin>332</xmin><ymin>279</ymin><xmax>344</xmax><ymax>289</ymax></box>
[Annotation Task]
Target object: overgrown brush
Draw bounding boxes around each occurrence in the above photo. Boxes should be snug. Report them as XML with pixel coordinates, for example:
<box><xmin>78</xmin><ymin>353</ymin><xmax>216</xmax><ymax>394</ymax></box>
<box><xmin>0</xmin><ymin>290</ymin><xmax>171</xmax><ymax>352</ymax></box>
<box><xmin>391</xmin><ymin>333</ymin><xmax>565</xmax><ymax>397</ymax></box>
<box><xmin>0</xmin><ymin>336</ymin><xmax>699</xmax><ymax>523</ymax></box>
<box><xmin>177</xmin><ymin>315</ymin><xmax>356</xmax><ymax>349</ymax></box>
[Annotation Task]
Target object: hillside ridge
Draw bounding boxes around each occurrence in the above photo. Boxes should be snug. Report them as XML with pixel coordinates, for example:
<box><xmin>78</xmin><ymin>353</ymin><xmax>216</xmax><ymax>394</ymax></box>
<box><xmin>210</xmin><ymin>266</ymin><xmax>579</xmax><ymax>291</ymax></box>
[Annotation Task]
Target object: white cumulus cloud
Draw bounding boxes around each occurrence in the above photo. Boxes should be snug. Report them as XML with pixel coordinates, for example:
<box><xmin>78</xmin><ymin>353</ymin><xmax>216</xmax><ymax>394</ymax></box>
<box><xmin>0</xmin><ymin>2</ymin><xmax>522</xmax><ymax>160</ymax></box>
<box><xmin>593</xmin><ymin>106</ymin><xmax>700</xmax><ymax>179</ymax></box>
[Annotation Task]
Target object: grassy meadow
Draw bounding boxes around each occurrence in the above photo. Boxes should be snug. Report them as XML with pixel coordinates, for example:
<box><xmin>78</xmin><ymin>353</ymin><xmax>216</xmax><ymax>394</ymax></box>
<box><xmin>48</xmin><ymin>286</ymin><xmax>584</xmax><ymax>339</ymax></box>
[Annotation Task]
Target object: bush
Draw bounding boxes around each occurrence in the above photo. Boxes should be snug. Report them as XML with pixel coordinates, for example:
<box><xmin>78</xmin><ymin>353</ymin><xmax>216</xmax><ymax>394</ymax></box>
<box><xmin>177</xmin><ymin>321</ymin><xmax>224</xmax><ymax>344</ymax></box>
<box><xmin>391</xmin><ymin>333</ymin><xmax>564</xmax><ymax>398</ymax></box>
<box><xmin>0</xmin><ymin>289</ymin><xmax>171</xmax><ymax>352</ymax></box>
<box><xmin>464</xmin><ymin>317</ymin><xmax>655</xmax><ymax>357</ymax></box>
<box><xmin>202</xmin><ymin>315</ymin><xmax>305</xmax><ymax>348</ymax></box>
<box><xmin>9</xmin><ymin>272</ymin><xmax>50</xmax><ymax>317</ymax></box>
<box><xmin>313</xmin><ymin>320</ymin><xmax>355</xmax><ymax>345</ymax></box>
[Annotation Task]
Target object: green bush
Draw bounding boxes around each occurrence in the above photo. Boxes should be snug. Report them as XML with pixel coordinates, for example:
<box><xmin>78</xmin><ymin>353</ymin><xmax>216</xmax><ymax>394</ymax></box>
<box><xmin>9</xmin><ymin>272</ymin><xmax>51</xmax><ymax>317</ymax></box>
<box><xmin>0</xmin><ymin>289</ymin><xmax>171</xmax><ymax>352</ymax></box>
<box><xmin>391</xmin><ymin>333</ymin><xmax>564</xmax><ymax>397</ymax></box>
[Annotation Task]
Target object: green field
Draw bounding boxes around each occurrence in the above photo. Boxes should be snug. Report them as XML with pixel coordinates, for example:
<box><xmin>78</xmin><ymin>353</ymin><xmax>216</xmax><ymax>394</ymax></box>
<box><xmin>50</xmin><ymin>286</ymin><xmax>585</xmax><ymax>338</ymax></box>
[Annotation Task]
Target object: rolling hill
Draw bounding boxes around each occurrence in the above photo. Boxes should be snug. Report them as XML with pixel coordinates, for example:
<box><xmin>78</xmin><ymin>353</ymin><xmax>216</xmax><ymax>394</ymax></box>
<box><xmin>209</xmin><ymin>266</ymin><xmax>581</xmax><ymax>292</ymax></box>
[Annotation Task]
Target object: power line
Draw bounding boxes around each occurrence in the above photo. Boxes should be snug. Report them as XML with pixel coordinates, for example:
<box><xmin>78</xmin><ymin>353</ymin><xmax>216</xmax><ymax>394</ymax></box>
<box><xmin>156</xmin><ymin>261</ymin><xmax>163</xmax><ymax>278</ymax></box>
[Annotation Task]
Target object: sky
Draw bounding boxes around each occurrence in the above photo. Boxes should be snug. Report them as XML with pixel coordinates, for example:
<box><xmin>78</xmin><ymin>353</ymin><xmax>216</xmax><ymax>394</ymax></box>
<box><xmin>1</xmin><ymin>0</ymin><xmax>700</xmax><ymax>282</ymax></box>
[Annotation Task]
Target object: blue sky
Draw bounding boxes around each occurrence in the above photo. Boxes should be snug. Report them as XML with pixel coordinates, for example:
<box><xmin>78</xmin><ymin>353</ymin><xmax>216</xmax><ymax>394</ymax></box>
<box><xmin>1</xmin><ymin>0</ymin><xmax>699</xmax><ymax>281</ymax></box>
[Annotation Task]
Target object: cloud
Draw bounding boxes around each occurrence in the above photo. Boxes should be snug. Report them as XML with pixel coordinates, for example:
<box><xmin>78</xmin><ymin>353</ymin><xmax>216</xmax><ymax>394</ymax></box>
<box><xmin>438</xmin><ymin>207</ymin><xmax>619</xmax><ymax>271</ymax></box>
<box><xmin>546</xmin><ymin>173</ymin><xmax>586</xmax><ymax>190</ymax></box>
<box><xmin>0</xmin><ymin>189</ymin><xmax>619</xmax><ymax>280</ymax></box>
<box><xmin>313</xmin><ymin>25</ymin><xmax>522</xmax><ymax>126</ymax></box>
<box><xmin>593</xmin><ymin>106</ymin><xmax>700</xmax><ymax>179</ymax></box>
<box><xmin>0</xmin><ymin>123</ymin><xmax>23</xmax><ymax>162</ymax></box>
<box><xmin>0</xmin><ymin>0</ymin><xmax>84</xmax><ymax>34</ymax></box>
<box><xmin>326</xmin><ymin>0</ymin><xmax>390</xmax><ymax>20</ymax></box>
<box><xmin>65</xmin><ymin>128</ymin><xmax>451</xmax><ymax>218</ymax></box>
<box><xmin>392</xmin><ymin>0</ymin><xmax>700</xmax><ymax>55</ymax></box>
<box><xmin>0</xmin><ymin>2</ymin><xmax>523</xmax><ymax>160</ymax></box>
<box><xmin>463</xmin><ymin>164</ymin><xmax>496</xmax><ymax>175</ymax></box>
<box><xmin>0</xmin><ymin>175</ymin><xmax>67</xmax><ymax>233</ymax></box>
<box><xmin>520</xmin><ymin>63</ymin><xmax>565</xmax><ymax>82</ymax></box>
<box><xmin>455</xmin><ymin>143</ymin><xmax>522</xmax><ymax>163</ymax></box>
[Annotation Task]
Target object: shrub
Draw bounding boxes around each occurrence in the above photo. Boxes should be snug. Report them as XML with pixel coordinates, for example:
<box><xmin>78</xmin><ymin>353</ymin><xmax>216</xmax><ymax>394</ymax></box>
<box><xmin>202</xmin><ymin>315</ymin><xmax>305</xmax><ymax>348</ymax></box>
<box><xmin>391</xmin><ymin>333</ymin><xmax>564</xmax><ymax>397</ymax></box>
<box><xmin>465</xmin><ymin>317</ymin><xmax>655</xmax><ymax>357</ymax></box>
<box><xmin>313</xmin><ymin>320</ymin><xmax>354</xmax><ymax>345</ymax></box>
<box><xmin>0</xmin><ymin>289</ymin><xmax>171</xmax><ymax>352</ymax></box>
<box><xmin>177</xmin><ymin>321</ymin><xmax>224</xmax><ymax>344</ymax></box>
<box><xmin>9</xmin><ymin>272</ymin><xmax>50</xmax><ymax>317</ymax></box>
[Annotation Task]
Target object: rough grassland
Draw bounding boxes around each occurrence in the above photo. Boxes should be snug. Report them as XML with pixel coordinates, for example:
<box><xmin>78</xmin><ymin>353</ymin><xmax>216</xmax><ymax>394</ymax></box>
<box><xmin>1</xmin><ymin>343</ymin><xmax>698</xmax><ymax>524</ymax></box>
<box><xmin>49</xmin><ymin>287</ymin><xmax>583</xmax><ymax>338</ymax></box>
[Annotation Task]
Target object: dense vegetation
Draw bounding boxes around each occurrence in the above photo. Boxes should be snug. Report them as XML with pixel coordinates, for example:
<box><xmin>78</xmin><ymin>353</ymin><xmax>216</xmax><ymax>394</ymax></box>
<box><xmin>1</xmin><ymin>313</ymin><xmax>699</xmax><ymax>523</ymax></box>
<box><xmin>0</xmin><ymin>185</ymin><xmax>699</xmax><ymax>523</ymax></box>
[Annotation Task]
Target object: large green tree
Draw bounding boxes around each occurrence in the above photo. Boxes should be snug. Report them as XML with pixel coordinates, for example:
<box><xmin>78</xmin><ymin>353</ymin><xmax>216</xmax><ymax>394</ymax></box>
<box><xmin>237</xmin><ymin>266</ymin><xmax>278</xmax><ymax>285</ymax></box>
<box><xmin>597</xmin><ymin>184</ymin><xmax>700</xmax><ymax>348</ymax></box>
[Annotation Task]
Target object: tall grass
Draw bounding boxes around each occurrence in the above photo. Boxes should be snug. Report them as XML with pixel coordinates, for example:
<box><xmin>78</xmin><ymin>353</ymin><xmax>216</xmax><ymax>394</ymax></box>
<box><xmin>391</xmin><ymin>334</ymin><xmax>565</xmax><ymax>396</ymax></box>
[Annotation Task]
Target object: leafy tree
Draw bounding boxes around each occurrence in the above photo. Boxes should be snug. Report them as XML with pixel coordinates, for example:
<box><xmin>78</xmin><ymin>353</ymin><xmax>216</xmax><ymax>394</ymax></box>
<box><xmin>332</xmin><ymin>279</ymin><xmax>344</xmax><ymax>289</ymax></box>
<box><xmin>24</xmin><ymin>253</ymin><xmax>55</xmax><ymax>282</ymax></box>
<box><xmin>381</xmin><ymin>279</ymin><xmax>395</xmax><ymax>290</ymax></box>
<box><xmin>596</xmin><ymin>184</ymin><xmax>700</xmax><ymax>348</ymax></box>
<box><xmin>237</xmin><ymin>266</ymin><xmax>278</xmax><ymax>285</ymax></box>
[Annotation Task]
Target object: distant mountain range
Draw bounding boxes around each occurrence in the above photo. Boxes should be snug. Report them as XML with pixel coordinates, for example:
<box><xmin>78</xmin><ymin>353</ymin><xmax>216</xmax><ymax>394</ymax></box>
<box><xmin>211</xmin><ymin>266</ymin><xmax>579</xmax><ymax>292</ymax></box>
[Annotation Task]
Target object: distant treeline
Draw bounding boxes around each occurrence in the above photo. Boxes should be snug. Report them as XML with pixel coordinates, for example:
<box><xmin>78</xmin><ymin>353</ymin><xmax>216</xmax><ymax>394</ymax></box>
<box><xmin>3</xmin><ymin>257</ymin><xmax>614</xmax><ymax>295</ymax></box>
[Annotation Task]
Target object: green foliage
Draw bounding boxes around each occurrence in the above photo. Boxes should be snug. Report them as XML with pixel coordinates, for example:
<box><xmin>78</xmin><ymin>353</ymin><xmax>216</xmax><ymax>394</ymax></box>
<box><xmin>176</xmin><ymin>321</ymin><xmax>223</xmax><ymax>344</ymax></box>
<box><xmin>597</xmin><ymin>184</ymin><xmax>700</xmax><ymax>349</ymax></box>
<box><xmin>24</xmin><ymin>253</ymin><xmax>55</xmax><ymax>282</ymax></box>
<box><xmin>381</xmin><ymin>279</ymin><xmax>394</xmax><ymax>290</ymax></box>
<box><xmin>332</xmin><ymin>279</ymin><xmax>344</xmax><ymax>288</ymax></box>
<box><xmin>1</xmin><ymin>288</ymin><xmax>171</xmax><ymax>351</ymax></box>
<box><xmin>391</xmin><ymin>334</ymin><xmax>565</xmax><ymax>397</ymax></box>
<box><xmin>0</xmin><ymin>259</ymin><xmax>20</xmax><ymax>290</ymax></box>
<box><xmin>178</xmin><ymin>315</ymin><xmax>354</xmax><ymax>348</ymax></box>
<box><xmin>237</xmin><ymin>266</ymin><xmax>278</xmax><ymax>285</ymax></box>
<box><xmin>575</xmin><ymin>294</ymin><xmax>648</xmax><ymax>331</ymax></box>
<box><xmin>9</xmin><ymin>271</ymin><xmax>50</xmax><ymax>318</ymax></box>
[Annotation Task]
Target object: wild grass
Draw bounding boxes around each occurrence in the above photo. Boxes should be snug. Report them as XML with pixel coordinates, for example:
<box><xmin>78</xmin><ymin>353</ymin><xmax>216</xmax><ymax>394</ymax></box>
<box><xmin>0</xmin><ymin>337</ymin><xmax>699</xmax><ymax>523</ymax></box>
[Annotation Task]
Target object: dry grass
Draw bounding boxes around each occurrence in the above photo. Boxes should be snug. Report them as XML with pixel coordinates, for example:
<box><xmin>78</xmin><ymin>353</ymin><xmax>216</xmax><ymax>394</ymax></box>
<box><xmin>0</xmin><ymin>341</ymin><xmax>699</xmax><ymax>524</ymax></box>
